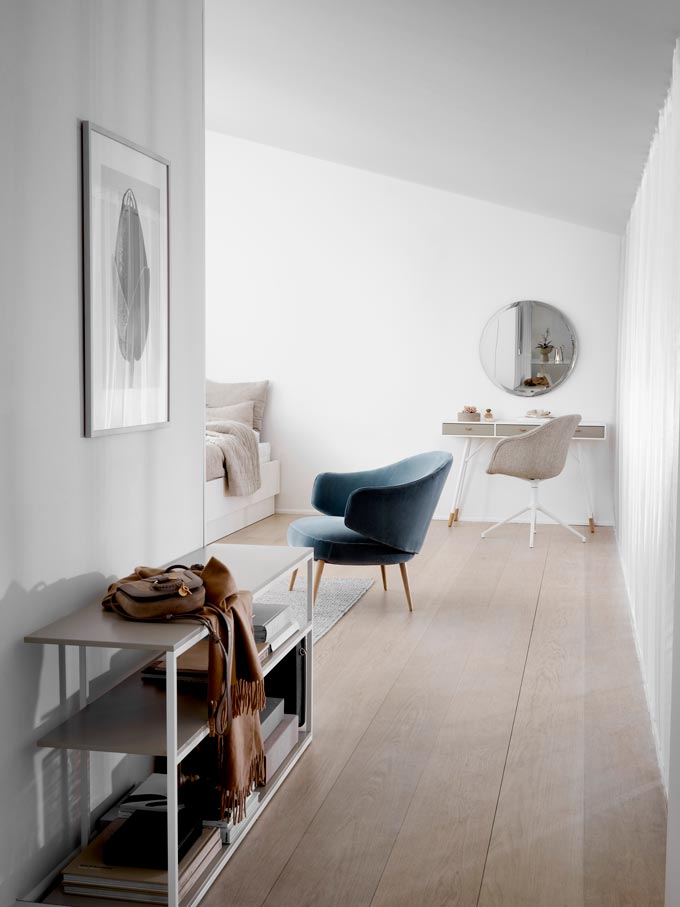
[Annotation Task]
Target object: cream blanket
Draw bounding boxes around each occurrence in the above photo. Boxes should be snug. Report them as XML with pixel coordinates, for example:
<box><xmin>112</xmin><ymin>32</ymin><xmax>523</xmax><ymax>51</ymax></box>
<box><xmin>206</xmin><ymin>420</ymin><xmax>261</xmax><ymax>494</ymax></box>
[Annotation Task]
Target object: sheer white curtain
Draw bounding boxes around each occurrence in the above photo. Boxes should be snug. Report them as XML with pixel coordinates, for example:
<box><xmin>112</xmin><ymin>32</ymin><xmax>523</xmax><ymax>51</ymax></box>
<box><xmin>617</xmin><ymin>42</ymin><xmax>680</xmax><ymax>789</ymax></box>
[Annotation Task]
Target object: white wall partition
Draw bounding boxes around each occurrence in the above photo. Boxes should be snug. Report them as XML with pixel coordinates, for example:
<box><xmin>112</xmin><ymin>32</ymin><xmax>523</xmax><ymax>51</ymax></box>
<box><xmin>616</xmin><ymin>43</ymin><xmax>680</xmax><ymax>906</ymax></box>
<box><xmin>206</xmin><ymin>132</ymin><xmax>621</xmax><ymax>526</ymax></box>
<box><xmin>617</xmin><ymin>43</ymin><xmax>680</xmax><ymax>801</ymax></box>
<box><xmin>0</xmin><ymin>4</ymin><xmax>205</xmax><ymax>903</ymax></box>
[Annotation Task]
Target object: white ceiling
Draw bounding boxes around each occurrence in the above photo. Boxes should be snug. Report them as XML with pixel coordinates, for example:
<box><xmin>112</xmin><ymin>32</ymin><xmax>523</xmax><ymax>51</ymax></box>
<box><xmin>205</xmin><ymin>0</ymin><xmax>680</xmax><ymax>234</ymax></box>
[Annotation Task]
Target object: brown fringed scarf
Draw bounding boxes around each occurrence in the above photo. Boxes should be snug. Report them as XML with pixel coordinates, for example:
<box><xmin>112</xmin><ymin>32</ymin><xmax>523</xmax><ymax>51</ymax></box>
<box><xmin>102</xmin><ymin>557</ymin><xmax>266</xmax><ymax>822</ymax></box>
<box><xmin>198</xmin><ymin>557</ymin><xmax>266</xmax><ymax>820</ymax></box>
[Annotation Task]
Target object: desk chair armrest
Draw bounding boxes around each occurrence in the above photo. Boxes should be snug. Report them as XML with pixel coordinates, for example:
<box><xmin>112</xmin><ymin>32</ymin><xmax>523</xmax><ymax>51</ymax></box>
<box><xmin>312</xmin><ymin>466</ymin><xmax>393</xmax><ymax>517</ymax></box>
<box><xmin>487</xmin><ymin>429</ymin><xmax>542</xmax><ymax>479</ymax></box>
<box><xmin>487</xmin><ymin>415</ymin><xmax>581</xmax><ymax>481</ymax></box>
<box><xmin>345</xmin><ymin>461</ymin><xmax>451</xmax><ymax>554</ymax></box>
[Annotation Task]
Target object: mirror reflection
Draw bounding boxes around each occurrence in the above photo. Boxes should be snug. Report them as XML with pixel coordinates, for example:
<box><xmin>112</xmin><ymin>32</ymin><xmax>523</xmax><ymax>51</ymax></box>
<box><xmin>479</xmin><ymin>300</ymin><xmax>577</xmax><ymax>397</ymax></box>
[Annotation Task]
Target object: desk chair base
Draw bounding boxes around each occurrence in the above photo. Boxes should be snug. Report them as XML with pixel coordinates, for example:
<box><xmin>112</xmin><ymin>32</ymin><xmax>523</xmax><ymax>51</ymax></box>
<box><xmin>480</xmin><ymin>481</ymin><xmax>586</xmax><ymax>548</ymax></box>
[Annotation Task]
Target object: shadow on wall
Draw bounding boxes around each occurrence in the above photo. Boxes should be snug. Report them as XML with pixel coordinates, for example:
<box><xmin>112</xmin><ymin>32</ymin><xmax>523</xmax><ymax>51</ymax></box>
<box><xmin>0</xmin><ymin>574</ymin><xmax>151</xmax><ymax>905</ymax></box>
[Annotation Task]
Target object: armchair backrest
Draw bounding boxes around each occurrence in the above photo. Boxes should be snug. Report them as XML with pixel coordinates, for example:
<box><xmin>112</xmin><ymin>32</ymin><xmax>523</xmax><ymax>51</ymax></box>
<box><xmin>486</xmin><ymin>414</ymin><xmax>581</xmax><ymax>481</ymax></box>
<box><xmin>343</xmin><ymin>451</ymin><xmax>453</xmax><ymax>554</ymax></box>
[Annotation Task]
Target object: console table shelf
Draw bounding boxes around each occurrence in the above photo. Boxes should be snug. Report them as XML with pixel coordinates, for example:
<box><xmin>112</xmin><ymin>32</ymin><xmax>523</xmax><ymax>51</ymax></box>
<box><xmin>37</xmin><ymin>671</ymin><xmax>208</xmax><ymax>760</ymax></box>
<box><xmin>19</xmin><ymin>543</ymin><xmax>314</xmax><ymax>907</ymax></box>
<box><xmin>37</xmin><ymin>620</ymin><xmax>312</xmax><ymax>762</ymax></box>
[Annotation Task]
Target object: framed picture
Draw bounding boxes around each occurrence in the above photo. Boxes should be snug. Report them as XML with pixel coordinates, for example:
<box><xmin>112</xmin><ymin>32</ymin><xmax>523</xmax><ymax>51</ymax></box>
<box><xmin>82</xmin><ymin>122</ymin><xmax>169</xmax><ymax>436</ymax></box>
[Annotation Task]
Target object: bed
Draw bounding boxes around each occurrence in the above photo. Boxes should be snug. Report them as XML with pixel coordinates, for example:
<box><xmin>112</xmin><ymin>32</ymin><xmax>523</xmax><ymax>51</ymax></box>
<box><xmin>204</xmin><ymin>380</ymin><xmax>281</xmax><ymax>543</ymax></box>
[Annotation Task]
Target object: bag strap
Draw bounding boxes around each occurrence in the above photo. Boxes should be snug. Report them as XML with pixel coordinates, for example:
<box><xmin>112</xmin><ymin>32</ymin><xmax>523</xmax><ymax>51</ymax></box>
<box><xmin>205</xmin><ymin>604</ymin><xmax>234</xmax><ymax>736</ymax></box>
<box><xmin>182</xmin><ymin>606</ymin><xmax>233</xmax><ymax>736</ymax></box>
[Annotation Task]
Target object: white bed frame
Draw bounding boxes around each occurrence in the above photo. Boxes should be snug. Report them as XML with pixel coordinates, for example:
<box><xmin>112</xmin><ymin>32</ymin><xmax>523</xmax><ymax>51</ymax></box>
<box><xmin>204</xmin><ymin>459</ymin><xmax>280</xmax><ymax>543</ymax></box>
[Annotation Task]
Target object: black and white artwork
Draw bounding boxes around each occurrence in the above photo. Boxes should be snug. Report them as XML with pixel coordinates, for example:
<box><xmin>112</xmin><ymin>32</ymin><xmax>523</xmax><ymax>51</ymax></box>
<box><xmin>83</xmin><ymin>122</ymin><xmax>169</xmax><ymax>436</ymax></box>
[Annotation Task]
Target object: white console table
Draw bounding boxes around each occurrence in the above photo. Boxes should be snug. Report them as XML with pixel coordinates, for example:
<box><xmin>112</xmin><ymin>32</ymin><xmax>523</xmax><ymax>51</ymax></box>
<box><xmin>442</xmin><ymin>419</ymin><xmax>607</xmax><ymax>531</ymax></box>
<box><xmin>20</xmin><ymin>542</ymin><xmax>313</xmax><ymax>907</ymax></box>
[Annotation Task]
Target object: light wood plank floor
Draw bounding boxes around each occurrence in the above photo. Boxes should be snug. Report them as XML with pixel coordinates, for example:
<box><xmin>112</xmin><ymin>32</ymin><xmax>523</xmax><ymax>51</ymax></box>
<box><xmin>203</xmin><ymin>516</ymin><xmax>666</xmax><ymax>907</ymax></box>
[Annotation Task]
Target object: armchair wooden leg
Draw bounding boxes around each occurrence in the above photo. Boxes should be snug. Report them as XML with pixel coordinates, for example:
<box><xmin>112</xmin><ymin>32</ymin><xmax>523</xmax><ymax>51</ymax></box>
<box><xmin>289</xmin><ymin>569</ymin><xmax>298</xmax><ymax>592</ymax></box>
<box><xmin>380</xmin><ymin>565</ymin><xmax>387</xmax><ymax>591</ymax></box>
<box><xmin>312</xmin><ymin>560</ymin><xmax>326</xmax><ymax>604</ymax></box>
<box><xmin>399</xmin><ymin>563</ymin><xmax>413</xmax><ymax>612</ymax></box>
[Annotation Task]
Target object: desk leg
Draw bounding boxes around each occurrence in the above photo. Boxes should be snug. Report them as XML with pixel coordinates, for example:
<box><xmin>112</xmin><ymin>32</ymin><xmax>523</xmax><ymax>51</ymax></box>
<box><xmin>573</xmin><ymin>445</ymin><xmax>596</xmax><ymax>532</ymax></box>
<box><xmin>448</xmin><ymin>440</ymin><xmax>485</xmax><ymax>525</ymax></box>
<box><xmin>448</xmin><ymin>438</ymin><xmax>472</xmax><ymax>526</ymax></box>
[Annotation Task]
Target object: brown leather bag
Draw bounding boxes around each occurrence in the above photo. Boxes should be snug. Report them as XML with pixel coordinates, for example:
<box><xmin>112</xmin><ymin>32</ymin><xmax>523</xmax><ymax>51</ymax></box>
<box><xmin>110</xmin><ymin>565</ymin><xmax>205</xmax><ymax>620</ymax></box>
<box><xmin>103</xmin><ymin>564</ymin><xmax>233</xmax><ymax>737</ymax></box>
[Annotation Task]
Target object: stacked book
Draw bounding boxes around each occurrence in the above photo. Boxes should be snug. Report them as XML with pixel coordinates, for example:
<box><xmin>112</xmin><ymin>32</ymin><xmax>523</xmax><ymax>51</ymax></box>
<box><xmin>99</xmin><ymin>773</ymin><xmax>168</xmax><ymax>827</ymax></box>
<box><xmin>116</xmin><ymin>773</ymin><xmax>168</xmax><ymax>818</ymax></box>
<box><xmin>253</xmin><ymin>602</ymin><xmax>299</xmax><ymax>652</ymax></box>
<box><xmin>141</xmin><ymin>637</ymin><xmax>271</xmax><ymax>686</ymax></box>
<box><xmin>141</xmin><ymin>604</ymin><xmax>299</xmax><ymax>689</ymax></box>
<box><xmin>62</xmin><ymin>818</ymin><xmax>221</xmax><ymax>904</ymax></box>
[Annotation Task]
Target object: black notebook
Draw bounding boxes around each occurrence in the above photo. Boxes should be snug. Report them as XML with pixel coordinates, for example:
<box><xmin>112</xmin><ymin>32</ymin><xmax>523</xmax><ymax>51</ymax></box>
<box><xmin>102</xmin><ymin>808</ymin><xmax>202</xmax><ymax>869</ymax></box>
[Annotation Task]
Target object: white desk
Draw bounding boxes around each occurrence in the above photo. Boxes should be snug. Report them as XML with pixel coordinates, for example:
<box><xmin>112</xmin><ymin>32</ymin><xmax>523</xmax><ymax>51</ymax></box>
<box><xmin>441</xmin><ymin>419</ymin><xmax>607</xmax><ymax>531</ymax></box>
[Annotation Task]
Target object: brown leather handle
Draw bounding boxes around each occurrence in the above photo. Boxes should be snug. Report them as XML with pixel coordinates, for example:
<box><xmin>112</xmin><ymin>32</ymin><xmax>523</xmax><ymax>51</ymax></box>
<box><xmin>152</xmin><ymin>577</ymin><xmax>184</xmax><ymax>591</ymax></box>
<box><xmin>194</xmin><ymin>606</ymin><xmax>233</xmax><ymax>736</ymax></box>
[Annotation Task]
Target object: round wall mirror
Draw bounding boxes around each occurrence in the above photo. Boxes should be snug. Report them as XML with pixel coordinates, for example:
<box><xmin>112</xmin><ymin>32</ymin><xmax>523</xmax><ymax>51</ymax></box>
<box><xmin>479</xmin><ymin>300</ymin><xmax>577</xmax><ymax>397</ymax></box>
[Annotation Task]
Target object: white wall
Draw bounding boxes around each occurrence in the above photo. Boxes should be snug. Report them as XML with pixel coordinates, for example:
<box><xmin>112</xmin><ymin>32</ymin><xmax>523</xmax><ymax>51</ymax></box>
<box><xmin>0</xmin><ymin>2</ymin><xmax>205</xmax><ymax>902</ymax></box>
<box><xmin>206</xmin><ymin>132</ymin><xmax>620</xmax><ymax>526</ymax></box>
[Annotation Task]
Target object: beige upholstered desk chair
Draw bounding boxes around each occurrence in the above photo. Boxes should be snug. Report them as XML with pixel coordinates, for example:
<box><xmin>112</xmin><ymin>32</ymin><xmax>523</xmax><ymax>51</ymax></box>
<box><xmin>481</xmin><ymin>414</ymin><xmax>586</xmax><ymax>548</ymax></box>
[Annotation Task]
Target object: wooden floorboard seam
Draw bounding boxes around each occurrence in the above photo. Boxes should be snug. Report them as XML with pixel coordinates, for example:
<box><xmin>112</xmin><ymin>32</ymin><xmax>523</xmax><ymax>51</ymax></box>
<box><xmin>365</xmin><ymin>531</ymin><xmax>530</xmax><ymax>907</ymax></box>
<box><xmin>473</xmin><ymin>534</ymin><xmax>549</xmax><ymax>907</ymax></box>
<box><xmin>257</xmin><ymin>526</ymin><xmax>489</xmax><ymax>907</ymax></box>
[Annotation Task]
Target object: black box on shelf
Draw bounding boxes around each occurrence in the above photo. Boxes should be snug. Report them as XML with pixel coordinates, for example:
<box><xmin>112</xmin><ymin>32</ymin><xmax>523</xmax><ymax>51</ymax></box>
<box><xmin>265</xmin><ymin>643</ymin><xmax>306</xmax><ymax>726</ymax></box>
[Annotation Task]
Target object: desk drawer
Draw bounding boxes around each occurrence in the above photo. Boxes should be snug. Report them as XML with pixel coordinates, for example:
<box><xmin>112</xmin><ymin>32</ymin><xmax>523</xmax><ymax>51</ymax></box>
<box><xmin>442</xmin><ymin>422</ymin><xmax>495</xmax><ymax>437</ymax></box>
<box><xmin>496</xmin><ymin>424</ymin><xmax>541</xmax><ymax>437</ymax></box>
<box><xmin>573</xmin><ymin>424</ymin><xmax>605</xmax><ymax>439</ymax></box>
<box><xmin>495</xmin><ymin>422</ymin><xmax>606</xmax><ymax>439</ymax></box>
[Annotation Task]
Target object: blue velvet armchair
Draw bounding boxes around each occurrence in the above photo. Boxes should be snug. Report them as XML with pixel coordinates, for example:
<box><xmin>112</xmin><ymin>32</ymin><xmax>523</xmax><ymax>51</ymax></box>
<box><xmin>287</xmin><ymin>451</ymin><xmax>453</xmax><ymax>610</ymax></box>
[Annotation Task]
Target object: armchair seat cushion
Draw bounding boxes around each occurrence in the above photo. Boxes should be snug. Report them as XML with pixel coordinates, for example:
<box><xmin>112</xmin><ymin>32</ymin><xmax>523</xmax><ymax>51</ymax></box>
<box><xmin>287</xmin><ymin>516</ymin><xmax>411</xmax><ymax>566</ymax></box>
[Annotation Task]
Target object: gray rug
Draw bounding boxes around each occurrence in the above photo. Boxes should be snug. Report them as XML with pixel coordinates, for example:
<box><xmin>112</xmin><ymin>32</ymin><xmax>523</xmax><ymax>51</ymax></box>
<box><xmin>254</xmin><ymin>575</ymin><xmax>374</xmax><ymax>643</ymax></box>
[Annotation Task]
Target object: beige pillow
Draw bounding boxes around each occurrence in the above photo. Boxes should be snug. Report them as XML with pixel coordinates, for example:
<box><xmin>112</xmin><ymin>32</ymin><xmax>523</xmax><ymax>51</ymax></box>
<box><xmin>205</xmin><ymin>400</ymin><xmax>254</xmax><ymax>428</ymax></box>
<box><xmin>206</xmin><ymin>380</ymin><xmax>269</xmax><ymax>432</ymax></box>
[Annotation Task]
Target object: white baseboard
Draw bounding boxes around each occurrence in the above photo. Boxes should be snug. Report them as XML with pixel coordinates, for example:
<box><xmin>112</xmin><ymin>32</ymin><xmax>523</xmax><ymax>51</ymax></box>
<box><xmin>277</xmin><ymin>508</ymin><xmax>614</xmax><ymax>527</ymax></box>
<box><xmin>432</xmin><ymin>508</ymin><xmax>614</xmax><ymax>527</ymax></box>
<box><xmin>275</xmin><ymin>508</ymin><xmax>316</xmax><ymax>515</ymax></box>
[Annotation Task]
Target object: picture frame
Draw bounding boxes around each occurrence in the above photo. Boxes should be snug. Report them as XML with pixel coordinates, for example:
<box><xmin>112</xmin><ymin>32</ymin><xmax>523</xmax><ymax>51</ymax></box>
<box><xmin>82</xmin><ymin>121</ymin><xmax>170</xmax><ymax>437</ymax></box>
